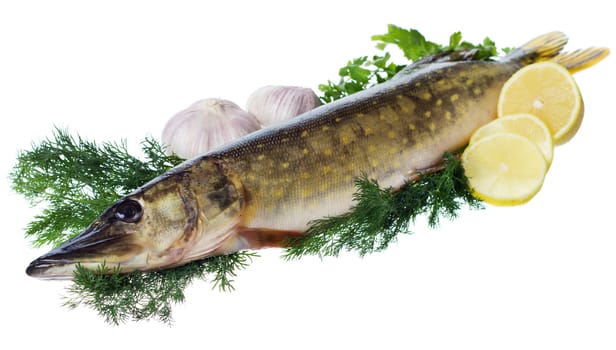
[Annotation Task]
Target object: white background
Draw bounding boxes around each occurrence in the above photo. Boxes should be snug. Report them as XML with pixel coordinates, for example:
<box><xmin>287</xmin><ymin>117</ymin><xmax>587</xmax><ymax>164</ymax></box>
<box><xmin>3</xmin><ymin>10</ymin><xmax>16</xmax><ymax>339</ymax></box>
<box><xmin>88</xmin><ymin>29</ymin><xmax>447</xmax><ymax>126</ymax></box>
<box><xmin>1</xmin><ymin>1</ymin><xmax>615</xmax><ymax>349</ymax></box>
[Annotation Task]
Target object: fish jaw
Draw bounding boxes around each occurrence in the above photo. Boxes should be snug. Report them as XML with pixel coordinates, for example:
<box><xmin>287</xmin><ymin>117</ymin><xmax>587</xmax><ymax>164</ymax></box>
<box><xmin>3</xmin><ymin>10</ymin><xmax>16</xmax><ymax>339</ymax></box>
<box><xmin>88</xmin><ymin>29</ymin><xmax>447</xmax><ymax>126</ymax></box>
<box><xmin>26</xmin><ymin>255</ymin><xmax>147</xmax><ymax>280</ymax></box>
<box><xmin>25</xmin><ymin>218</ymin><xmax>147</xmax><ymax>279</ymax></box>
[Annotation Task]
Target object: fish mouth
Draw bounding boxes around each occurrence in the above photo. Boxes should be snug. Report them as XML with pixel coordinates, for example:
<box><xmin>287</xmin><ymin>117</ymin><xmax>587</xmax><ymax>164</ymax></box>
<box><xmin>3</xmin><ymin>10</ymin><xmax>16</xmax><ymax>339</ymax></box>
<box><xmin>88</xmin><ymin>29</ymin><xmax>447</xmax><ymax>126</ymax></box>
<box><xmin>26</xmin><ymin>223</ymin><xmax>143</xmax><ymax>279</ymax></box>
<box><xmin>26</xmin><ymin>255</ymin><xmax>83</xmax><ymax>280</ymax></box>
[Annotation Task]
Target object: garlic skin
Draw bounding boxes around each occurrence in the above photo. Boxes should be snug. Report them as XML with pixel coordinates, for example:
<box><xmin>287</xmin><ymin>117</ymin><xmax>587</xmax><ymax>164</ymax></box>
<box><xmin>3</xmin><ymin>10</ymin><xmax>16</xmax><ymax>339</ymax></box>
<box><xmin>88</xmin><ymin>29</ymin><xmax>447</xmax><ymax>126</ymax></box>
<box><xmin>246</xmin><ymin>85</ymin><xmax>321</xmax><ymax>127</ymax></box>
<box><xmin>162</xmin><ymin>98</ymin><xmax>261</xmax><ymax>159</ymax></box>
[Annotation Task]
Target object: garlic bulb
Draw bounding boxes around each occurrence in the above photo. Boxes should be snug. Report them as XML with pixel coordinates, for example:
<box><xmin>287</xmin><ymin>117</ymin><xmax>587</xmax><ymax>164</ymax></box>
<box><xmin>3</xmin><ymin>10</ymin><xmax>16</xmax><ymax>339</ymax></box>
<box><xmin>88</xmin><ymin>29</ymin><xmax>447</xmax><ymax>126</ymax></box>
<box><xmin>246</xmin><ymin>85</ymin><xmax>321</xmax><ymax>126</ymax></box>
<box><xmin>162</xmin><ymin>98</ymin><xmax>261</xmax><ymax>159</ymax></box>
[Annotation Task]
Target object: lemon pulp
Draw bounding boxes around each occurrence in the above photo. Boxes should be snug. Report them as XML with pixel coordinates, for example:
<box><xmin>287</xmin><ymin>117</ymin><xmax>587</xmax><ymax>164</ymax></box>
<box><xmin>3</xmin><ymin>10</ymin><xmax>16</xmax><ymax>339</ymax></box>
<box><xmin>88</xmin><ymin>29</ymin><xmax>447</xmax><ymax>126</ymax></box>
<box><xmin>497</xmin><ymin>61</ymin><xmax>583</xmax><ymax>145</ymax></box>
<box><xmin>462</xmin><ymin>133</ymin><xmax>548</xmax><ymax>206</ymax></box>
<box><xmin>470</xmin><ymin>113</ymin><xmax>554</xmax><ymax>164</ymax></box>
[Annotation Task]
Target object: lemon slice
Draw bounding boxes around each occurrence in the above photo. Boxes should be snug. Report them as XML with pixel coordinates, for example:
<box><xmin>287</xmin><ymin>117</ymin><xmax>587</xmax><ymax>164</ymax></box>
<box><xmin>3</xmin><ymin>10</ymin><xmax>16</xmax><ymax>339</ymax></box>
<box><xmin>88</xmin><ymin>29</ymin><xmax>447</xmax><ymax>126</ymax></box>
<box><xmin>462</xmin><ymin>133</ymin><xmax>548</xmax><ymax>206</ymax></box>
<box><xmin>497</xmin><ymin>62</ymin><xmax>583</xmax><ymax>145</ymax></box>
<box><xmin>470</xmin><ymin>113</ymin><xmax>554</xmax><ymax>164</ymax></box>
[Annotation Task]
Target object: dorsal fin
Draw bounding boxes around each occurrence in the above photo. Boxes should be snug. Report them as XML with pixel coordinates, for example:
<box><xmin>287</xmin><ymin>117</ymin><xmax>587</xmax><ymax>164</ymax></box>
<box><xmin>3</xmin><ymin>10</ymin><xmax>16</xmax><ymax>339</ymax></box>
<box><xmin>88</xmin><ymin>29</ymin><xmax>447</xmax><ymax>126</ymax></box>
<box><xmin>392</xmin><ymin>48</ymin><xmax>480</xmax><ymax>80</ymax></box>
<box><xmin>503</xmin><ymin>31</ymin><xmax>568</xmax><ymax>65</ymax></box>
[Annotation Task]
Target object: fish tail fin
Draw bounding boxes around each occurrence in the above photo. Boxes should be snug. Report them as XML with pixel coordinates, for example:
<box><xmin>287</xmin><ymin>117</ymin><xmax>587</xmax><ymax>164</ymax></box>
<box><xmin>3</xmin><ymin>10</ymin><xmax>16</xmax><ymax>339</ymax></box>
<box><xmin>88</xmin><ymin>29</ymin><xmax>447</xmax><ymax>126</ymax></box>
<box><xmin>504</xmin><ymin>31</ymin><xmax>568</xmax><ymax>65</ymax></box>
<box><xmin>504</xmin><ymin>32</ymin><xmax>610</xmax><ymax>73</ymax></box>
<box><xmin>550</xmin><ymin>47</ymin><xmax>610</xmax><ymax>74</ymax></box>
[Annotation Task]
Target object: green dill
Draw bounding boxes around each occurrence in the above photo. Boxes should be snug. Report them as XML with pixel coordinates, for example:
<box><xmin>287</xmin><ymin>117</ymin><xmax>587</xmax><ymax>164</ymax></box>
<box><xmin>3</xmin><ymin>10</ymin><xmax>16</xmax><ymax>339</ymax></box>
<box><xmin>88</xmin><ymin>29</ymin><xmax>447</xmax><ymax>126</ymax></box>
<box><xmin>283</xmin><ymin>154</ymin><xmax>482</xmax><ymax>259</ymax></box>
<box><xmin>10</xmin><ymin>128</ymin><xmax>183</xmax><ymax>247</ymax></box>
<box><xmin>11</xmin><ymin>128</ymin><xmax>256</xmax><ymax>323</ymax></box>
<box><xmin>64</xmin><ymin>252</ymin><xmax>257</xmax><ymax>325</ymax></box>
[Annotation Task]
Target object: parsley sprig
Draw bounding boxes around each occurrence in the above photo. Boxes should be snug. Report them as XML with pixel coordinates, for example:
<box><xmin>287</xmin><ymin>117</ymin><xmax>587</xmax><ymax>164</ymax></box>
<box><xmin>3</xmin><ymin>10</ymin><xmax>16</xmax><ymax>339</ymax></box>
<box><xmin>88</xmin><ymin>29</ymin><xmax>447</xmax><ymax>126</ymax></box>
<box><xmin>319</xmin><ymin>25</ymin><xmax>503</xmax><ymax>103</ymax></box>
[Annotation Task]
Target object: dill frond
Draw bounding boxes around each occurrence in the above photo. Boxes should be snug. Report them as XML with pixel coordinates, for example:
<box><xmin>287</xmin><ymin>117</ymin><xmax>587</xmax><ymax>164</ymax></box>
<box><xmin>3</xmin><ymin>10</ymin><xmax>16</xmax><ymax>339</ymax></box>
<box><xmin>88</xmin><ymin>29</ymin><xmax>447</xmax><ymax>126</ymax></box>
<box><xmin>283</xmin><ymin>153</ymin><xmax>483</xmax><ymax>259</ymax></box>
<box><xmin>11</xmin><ymin>128</ymin><xmax>256</xmax><ymax>324</ymax></box>
<box><xmin>64</xmin><ymin>252</ymin><xmax>257</xmax><ymax>325</ymax></box>
<box><xmin>10</xmin><ymin>127</ymin><xmax>183</xmax><ymax>247</ymax></box>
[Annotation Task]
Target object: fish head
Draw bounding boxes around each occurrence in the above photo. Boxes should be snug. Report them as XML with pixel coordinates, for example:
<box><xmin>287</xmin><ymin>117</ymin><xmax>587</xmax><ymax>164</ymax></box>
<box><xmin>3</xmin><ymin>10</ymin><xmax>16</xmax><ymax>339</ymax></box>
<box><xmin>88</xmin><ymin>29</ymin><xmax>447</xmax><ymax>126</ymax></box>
<box><xmin>26</xmin><ymin>158</ymin><xmax>245</xmax><ymax>279</ymax></box>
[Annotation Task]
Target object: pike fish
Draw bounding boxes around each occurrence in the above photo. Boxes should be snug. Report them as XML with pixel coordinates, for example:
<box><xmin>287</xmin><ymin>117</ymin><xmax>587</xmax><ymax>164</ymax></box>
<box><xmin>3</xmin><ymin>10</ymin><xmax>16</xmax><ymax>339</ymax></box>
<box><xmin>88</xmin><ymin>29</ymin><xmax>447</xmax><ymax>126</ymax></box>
<box><xmin>26</xmin><ymin>32</ymin><xmax>608</xmax><ymax>278</ymax></box>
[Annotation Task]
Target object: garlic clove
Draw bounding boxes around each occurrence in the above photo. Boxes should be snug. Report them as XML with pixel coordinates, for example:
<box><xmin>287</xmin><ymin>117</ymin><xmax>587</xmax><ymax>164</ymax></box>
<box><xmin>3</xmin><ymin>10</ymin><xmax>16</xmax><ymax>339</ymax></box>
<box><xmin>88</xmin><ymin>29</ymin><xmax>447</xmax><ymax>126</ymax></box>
<box><xmin>162</xmin><ymin>98</ymin><xmax>261</xmax><ymax>159</ymax></box>
<box><xmin>246</xmin><ymin>85</ymin><xmax>321</xmax><ymax>127</ymax></box>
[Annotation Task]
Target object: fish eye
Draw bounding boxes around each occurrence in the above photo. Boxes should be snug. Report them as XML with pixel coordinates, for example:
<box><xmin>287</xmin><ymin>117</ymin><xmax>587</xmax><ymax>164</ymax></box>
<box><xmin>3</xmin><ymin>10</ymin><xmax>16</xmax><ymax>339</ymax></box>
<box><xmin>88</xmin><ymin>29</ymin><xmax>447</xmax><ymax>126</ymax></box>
<box><xmin>114</xmin><ymin>199</ymin><xmax>143</xmax><ymax>223</ymax></box>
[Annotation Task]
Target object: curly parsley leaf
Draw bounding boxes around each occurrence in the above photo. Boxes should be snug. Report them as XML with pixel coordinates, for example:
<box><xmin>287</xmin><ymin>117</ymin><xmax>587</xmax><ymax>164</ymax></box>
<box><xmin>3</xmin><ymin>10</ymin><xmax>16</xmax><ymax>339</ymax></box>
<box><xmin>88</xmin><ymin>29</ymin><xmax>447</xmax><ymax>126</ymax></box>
<box><xmin>319</xmin><ymin>26</ymin><xmax>506</xmax><ymax>103</ymax></box>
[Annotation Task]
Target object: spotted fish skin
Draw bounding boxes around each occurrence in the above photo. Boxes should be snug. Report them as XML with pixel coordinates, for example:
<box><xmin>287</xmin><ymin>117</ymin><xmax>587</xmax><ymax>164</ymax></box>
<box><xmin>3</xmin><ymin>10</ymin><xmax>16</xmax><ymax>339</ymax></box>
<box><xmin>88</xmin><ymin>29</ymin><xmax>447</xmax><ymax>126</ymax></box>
<box><xmin>213</xmin><ymin>60</ymin><xmax>518</xmax><ymax>233</ymax></box>
<box><xmin>30</xmin><ymin>32</ymin><xmax>610</xmax><ymax>278</ymax></box>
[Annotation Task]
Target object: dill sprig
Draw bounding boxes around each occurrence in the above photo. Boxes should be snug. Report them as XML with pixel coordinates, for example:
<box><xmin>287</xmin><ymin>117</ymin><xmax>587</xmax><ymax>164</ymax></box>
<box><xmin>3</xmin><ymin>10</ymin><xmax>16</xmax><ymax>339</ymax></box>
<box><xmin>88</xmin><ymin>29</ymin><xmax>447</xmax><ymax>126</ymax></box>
<box><xmin>283</xmin><ymin>154</ymin><xmax>483</xmax><ymax>259</ymax></box>
<box><xmin>64</xmin><ymin>252</ymin><xmax>257</xmax><ymax>325</ymax></box>
<box><xmin>10</xmin><ymin>128</ymin><xmax>183</xmax><ymax>247</ymax></box>
<box><xmin>11</xmin><ymin>127</ymin><xmax>256</xmax><ymax>324</ymax></box>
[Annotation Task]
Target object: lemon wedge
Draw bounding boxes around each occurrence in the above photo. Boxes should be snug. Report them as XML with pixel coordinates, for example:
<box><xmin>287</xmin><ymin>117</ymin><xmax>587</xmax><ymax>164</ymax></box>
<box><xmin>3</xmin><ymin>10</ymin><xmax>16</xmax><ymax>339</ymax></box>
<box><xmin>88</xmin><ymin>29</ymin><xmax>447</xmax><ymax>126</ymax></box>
<box><xmin>462</xmin><ymin>133</ymin><xmax>548</xmax><ymax>206</ymax></box>
<box><xmin>470</xmin><ymin>113</ymin><xmax>554</xmax><ymax>165</ymax></box>
<box><xmin>497</xmin><ymin>62</ymin><xmax>583</xmax><ymax>145</ymax></box>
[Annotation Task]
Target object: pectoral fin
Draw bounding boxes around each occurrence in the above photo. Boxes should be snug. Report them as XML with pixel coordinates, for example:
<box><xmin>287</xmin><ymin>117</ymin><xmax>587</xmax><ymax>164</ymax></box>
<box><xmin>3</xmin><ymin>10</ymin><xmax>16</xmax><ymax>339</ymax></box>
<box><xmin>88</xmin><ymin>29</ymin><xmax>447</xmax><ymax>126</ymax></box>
<box><xmin>237</xmin><ymin>228</ymin><xmax>306</xmax><ymax>249</ymax></box>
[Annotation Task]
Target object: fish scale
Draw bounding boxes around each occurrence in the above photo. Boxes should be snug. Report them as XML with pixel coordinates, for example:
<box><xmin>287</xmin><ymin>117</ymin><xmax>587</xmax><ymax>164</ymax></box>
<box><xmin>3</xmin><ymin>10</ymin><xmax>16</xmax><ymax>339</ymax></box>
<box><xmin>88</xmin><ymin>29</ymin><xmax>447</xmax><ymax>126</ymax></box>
<box><xmin>217</xmin><ymin>61</ymin><xmax>517</xmax><ymax>232</ymax></box>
